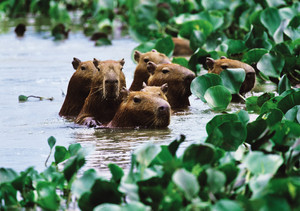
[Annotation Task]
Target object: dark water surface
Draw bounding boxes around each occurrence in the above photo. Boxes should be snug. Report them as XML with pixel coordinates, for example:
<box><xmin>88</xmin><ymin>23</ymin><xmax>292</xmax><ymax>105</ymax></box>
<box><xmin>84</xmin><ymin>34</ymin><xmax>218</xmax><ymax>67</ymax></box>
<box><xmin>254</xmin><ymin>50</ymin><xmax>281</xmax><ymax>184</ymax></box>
<box><xmin>0</xmin><ymin>28</ymin><xmax>261</xmax><ymax>176</ymax></box>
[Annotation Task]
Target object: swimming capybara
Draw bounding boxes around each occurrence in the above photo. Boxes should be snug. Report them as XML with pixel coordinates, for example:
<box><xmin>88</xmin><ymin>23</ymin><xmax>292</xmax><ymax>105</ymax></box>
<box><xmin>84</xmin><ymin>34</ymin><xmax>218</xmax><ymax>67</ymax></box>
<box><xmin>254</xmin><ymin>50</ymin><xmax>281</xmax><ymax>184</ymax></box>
<box><xmin>172</xmin><ymin>37</ymin><xmax>193</xmax><ymax>56</ymax></box>
<box><xmin>75</xmin><ymin>59</ymin><xmax>126</xmax><ymax>127</ymax></box>
<box><xmin>129</xmin><ymin>49</ymin><xmax>171</xmax><ymax>91</ymax></box>
<box><xmin>59</xmin><ymin>58</ymin><xmax>98</xmax><ymax>118</ymax></box>
<box><xmin>147</xmin><ymin>62</ymin><xmax>196</xmax><ymax>109</ymax></box>
<box><xmin>206</xmin><ymin>56</ymin><xmax>256</xmax><ymax>94</ymax></box>
<box><xmin>106</xmin><ymin>90</ymin><xmax>171</xmax><ymax>128</ymax></box>
<box><xmin>141</xmin><ymin>82</ymin><xmax>168</xmax><ymax>101</ymax></box>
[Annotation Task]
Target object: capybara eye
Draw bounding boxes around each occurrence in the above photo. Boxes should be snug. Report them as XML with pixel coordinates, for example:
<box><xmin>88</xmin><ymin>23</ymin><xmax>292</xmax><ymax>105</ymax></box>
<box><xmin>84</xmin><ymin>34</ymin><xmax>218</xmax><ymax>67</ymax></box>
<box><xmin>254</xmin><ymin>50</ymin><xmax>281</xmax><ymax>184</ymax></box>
<box><xmin>162</xmin><ymin>69</ymin><xmax>170</xmax><ymax>74</ymax></box>
<box><xmin>144</xmin><ymin>58</ymin><xmax>149</xmax><ymax>63</ymax></box>
<box><xmin>221</xmin><ymin>64</ymin><xmax>228</xmax><ymax>69</ymax></box>
<box><xmin>81</xmin><ymin>66</ymin><xmax>86</xmax><ymax>71</ymax></box>
<box><xmin>133</xmin><ymin>97</ymin><xmax>141</xmax><ymax>103</ymax></box>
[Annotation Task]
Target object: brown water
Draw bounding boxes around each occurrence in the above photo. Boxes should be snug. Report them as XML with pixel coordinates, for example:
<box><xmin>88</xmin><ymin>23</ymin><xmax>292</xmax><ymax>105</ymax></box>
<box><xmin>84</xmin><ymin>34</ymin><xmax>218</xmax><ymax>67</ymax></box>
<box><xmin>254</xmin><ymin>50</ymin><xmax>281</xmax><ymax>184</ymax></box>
<box><xmin>0</xmin><ymin>27</ymin><xmax>271</xmax><ymax>177</ymax></box>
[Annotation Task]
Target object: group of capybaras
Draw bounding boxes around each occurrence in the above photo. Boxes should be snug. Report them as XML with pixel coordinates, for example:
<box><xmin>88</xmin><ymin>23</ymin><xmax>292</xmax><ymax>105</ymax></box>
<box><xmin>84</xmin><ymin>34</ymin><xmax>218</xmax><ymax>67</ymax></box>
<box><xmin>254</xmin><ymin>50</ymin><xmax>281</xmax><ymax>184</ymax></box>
<box><xmin>59</xmin><ymin>39</ymin><xmax>256</xmax><ymax>129</ymax></box>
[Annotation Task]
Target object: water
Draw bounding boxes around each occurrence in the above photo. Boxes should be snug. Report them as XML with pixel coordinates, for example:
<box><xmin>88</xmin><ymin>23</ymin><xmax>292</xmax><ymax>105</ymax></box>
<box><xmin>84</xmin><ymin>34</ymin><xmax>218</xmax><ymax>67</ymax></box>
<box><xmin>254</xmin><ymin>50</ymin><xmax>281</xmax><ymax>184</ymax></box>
<box><xmin>0</xmin><ymin>27</ymin><xmax>268</xmax><ymax>177</ymax></box>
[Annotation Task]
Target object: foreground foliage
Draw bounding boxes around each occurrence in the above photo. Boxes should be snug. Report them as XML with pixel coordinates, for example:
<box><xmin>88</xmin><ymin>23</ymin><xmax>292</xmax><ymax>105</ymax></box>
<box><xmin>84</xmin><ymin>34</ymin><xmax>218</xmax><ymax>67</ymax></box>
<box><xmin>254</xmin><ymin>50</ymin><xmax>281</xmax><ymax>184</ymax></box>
<box><xmin>1</xmin><ymin>88</ymin><xmax>300</xmax><ymax>210</ymax></box>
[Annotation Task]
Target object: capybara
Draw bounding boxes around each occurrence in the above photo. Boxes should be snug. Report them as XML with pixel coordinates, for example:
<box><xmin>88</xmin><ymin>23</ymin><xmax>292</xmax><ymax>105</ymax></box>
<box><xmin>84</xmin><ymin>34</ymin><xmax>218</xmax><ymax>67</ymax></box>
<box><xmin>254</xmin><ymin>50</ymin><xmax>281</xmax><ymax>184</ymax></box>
<box><xmin>59</xmin><ymin>58</ymin><xmax>98</xmax><ymax>118</ymax></box>
<box><xmin>129</xmin><ymin>49</ymin><xmax>171</xmax><ymax>91</ymax></box>
<box><xmin>106</xmin><ymin>91</ymin><xmax>171</xmax><ymax>128</ymax></box>
<box><xmin>172</xmin><ymin>37</ymin><xmax>193</xmax><ymax>56</ymax></box>
<box><xmin>141</xmin><ymin>82</ymin><xmax>168</xmax><ymax>101</ymax></box>
<box><xmin>147</xmin><ymin>62</ymin><xmax>196</xmax><ymax>109</ymax></box>
<box><xmin>206</xmin><ymin>56</ymin><xmax>256</xmax><ymax>94</ymax></box>
<box><xmin>76</xmin><ymin>59</ymin><xmax>126</xmax><ymax>127</ymax></box>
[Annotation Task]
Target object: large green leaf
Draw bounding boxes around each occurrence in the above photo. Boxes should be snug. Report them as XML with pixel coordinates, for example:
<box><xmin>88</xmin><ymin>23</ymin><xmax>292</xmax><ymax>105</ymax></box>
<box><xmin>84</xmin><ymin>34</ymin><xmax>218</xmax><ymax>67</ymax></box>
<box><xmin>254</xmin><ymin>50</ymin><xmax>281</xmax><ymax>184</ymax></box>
<box><xmin>172</xmin><ymin>169</ymin><xmax>199</xmax><ymax>200</ymax></box>
<box><xmin>244</xmin><ymin>151</ymin><xmax>283</xmax><ymax>175</ymax></box>
<box><xmin>134</xmin><ymin>143</ymin><xmax>161</xmax><ymax>168</ymax></box>
<box><xmin>198</xmin><ymin>10</ymin><xmax>224</xmax><ymax>30</ymax></box>
<box><xmin>179</xmin><ymin>20</ymin><xmax>213</xmax><ymax>39</ymax></box>
<box><xmin>204</xmin><ymin>85</ymin><xmax>232</xmax><ymax>111</ymax></box>
<box><xmin>246</xmin><ymin>96</ymin><xmax>260</xmax><ymax>113</ymax></box>
<box><xmin>36</xmin><ymin>181</ymin><xmax>60</xmax><ymax>211</ymax></box>
<box><xmin>242</xmin><ymin>48</ymin><xmax>269</xmax><ymax>64</ymax></box>
<box><xmin>212</xmin><ymin>199</ymin><xmax>243</xmax><ymax>211</ymax></box>
<box><xmin>188</xmin><ymin>48</ymin><xmax>210</xmax><ymax>72</ymax></box>
<box><xmin>206</xmin><ymin>121</ymin><xmax>246</xmax><ymax>151</ymax></box>
<box><xmin>260</xmin><ymin>7</ymin><xmax>282</xmax><ymax>36</ymax></box>
<box><xmin>284</xmin><ymin>15</ymin><xmax>300</xmax><ymax>41</ymax></box>
<box><xmin>54</xmin><ymin>146</ymin><xmax>70</xmax><ymax>165</ymax></box>
<box><xmin>172</xmin><ymin>57</ymin><xmax>189</xmax><ymax>68</ymax></box>
<box><xmin>206</xmin><ymin>113</ymin><xmax>239</xmax><ymax>135</ymax></box>
<box><xmin>285</xmin><ymin>105</ymin><xmax>300</xmax><ymax>123</ymax></box>
<box><xmin>0</xmin><ymin>168</ymin><xmax>18</xmax><ymax>184</ymax></box>
<box><xmin>257</xmin><ymin>51</ymin><xmax>285</xmax><ymax>78</ymax></box>
<box><xmin>277</xmin><ymin>90</ymin><xmax>300</xmax><ymax>113</ymax></box>
<box><xmin>206</xmin><ymin>169</ymin><xmax>226</xmax><ymax>194</ymax></box>
<box><xmin>190</xmin><ymin>74</ymin><xmax>222</xmax><ymax>102</ymax></box>
<box><xmin>94</xmin><ymin>202</ymin><xmax>151</xmax><ymax>211</ymax></box>
<box><xmin>225</xmin><ymin>39</ymin><xmax>247</xmax><ymax>55</ymax></box>
<box><xmin>108</xmin><ymin>163</ymin><xmax>124</xmax><ymax>184</ymax></box>
<box><xmin>154</xmin><ymin>36</ymin><xmax>174</xmax><ymax>57</ymax></box>
<box><xmin>220</xmin><ymin>68</ymin><xmax>246</xmax><ymax>94</ymax></box>
<box><xmin>72</xmin><ymin>169</ymin><xmax>98</xmax><ymax>198</ymax></box>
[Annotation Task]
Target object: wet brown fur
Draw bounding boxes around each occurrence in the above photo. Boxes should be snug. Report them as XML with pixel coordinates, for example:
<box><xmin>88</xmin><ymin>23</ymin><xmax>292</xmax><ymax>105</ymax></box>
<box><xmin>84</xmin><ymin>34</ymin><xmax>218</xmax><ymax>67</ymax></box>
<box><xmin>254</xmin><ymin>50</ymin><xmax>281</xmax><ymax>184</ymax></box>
<box><xmin>147</xmin><ymin>62</ymin><xmax>195</xmax><ymax>109</ymax></box>
<box><xmin>206</xmin><ymin>57</ymin><xmax>256</xmax><ymax>94</ymax></box>
<box><xmin>129</xmin><ymin>49</ymin><xmax>171</xmax><ymax>91</ymax></box>
<box><xmin>141</xmin><ymin>83</ymin><xmax>168</xmax><ymax>101</ymax></box>
<box><xmin>76</xmin><ymin>59</ymin><xmax>126</xmax><ymax>127</ymax></box>
<box><xmin>59</xmin><ymin>58</ymin><xmax>98</xmax><ymax>118</ymax></box>
<box><xmin>107</xmin><ymin>91</ymin><xmax>171</xmax><ymax>128</ymax></box>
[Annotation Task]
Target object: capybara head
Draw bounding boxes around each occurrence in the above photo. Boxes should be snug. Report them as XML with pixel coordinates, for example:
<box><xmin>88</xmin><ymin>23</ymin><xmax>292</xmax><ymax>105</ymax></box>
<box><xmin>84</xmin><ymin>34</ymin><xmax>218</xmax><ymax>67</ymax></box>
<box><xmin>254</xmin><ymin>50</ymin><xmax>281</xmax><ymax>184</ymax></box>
<box><xmin>206</xmin><ymin>56</ymin><xmax>256</xmax><ymax>94</ymax></box>
<box><xmin>129</xmin><ymin>49</ymin><xmax>171</xmax><ymax>91</ymax></box>
<box><xmin>59</xmin><ymin>57</ymin><xmax>98</xmax><ymax>118</ymax></box>
<box><xmin>147</xmin><ymin>62</ymin><xmax>196</xmax><ymax>109</ymax></box>
<box><xmin>92</xmin><ymin>58</ymin><xmax>126</xmax><ymax>100</ymax></box>
<box><xmin>141</xmin><ymin>82</ymin><xmax>168</xmax><ymax>101</ymax></box>
<box><xmin>108</xmin><ymin>91</ymin><xmax>171</xmax><ymax>128</ymax></box>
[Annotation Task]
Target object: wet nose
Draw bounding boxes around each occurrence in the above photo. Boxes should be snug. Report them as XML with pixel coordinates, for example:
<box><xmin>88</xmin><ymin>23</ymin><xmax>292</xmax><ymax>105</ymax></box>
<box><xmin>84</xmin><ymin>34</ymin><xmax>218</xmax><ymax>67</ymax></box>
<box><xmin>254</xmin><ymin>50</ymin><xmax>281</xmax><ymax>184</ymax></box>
<box><xmin>158</xmin><ymin>105</ymin><xmax>170</xmax><ymax>114</ymax></box>
<box><xmin>185</xmin><ymin>73</ymin><xmax>196</xmax><ymax>84</ymax></box>
<box><xmin>105</xmin><ymin>79</ymin><xmax>118</xmax><ymax>84</ymax></box>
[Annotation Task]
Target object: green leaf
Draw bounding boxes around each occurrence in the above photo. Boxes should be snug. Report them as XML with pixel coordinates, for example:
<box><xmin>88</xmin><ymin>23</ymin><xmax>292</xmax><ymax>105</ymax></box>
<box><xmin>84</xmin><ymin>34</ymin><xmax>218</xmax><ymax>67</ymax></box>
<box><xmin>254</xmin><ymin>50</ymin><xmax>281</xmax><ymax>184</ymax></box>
<box><xmin>204</xmin><ymin>85</ymin><xmax>232</xmax><ymax>111</ymax></box>
<box><xmin>172</xmin><ymin>57</ymin><xmax>189</xmax><ymax>68</ymax></box>
<box><xmin>242</xmin><ymin>48</ymin><xmax>269</xmax><ymax>64</ymax></box>
<box><xmin>246</xmin><ymin>96</ymin><xmax>260</xmax><ymax>113</ymax></box>
<box><xmin>36</xmin><ymin>181</ymin><xmax>60</xmax><ymax>211</ymax></box>
<box><xmin>47</xmin><ymin>136</ymin><xmax>56</xmax><ymax>150</ymax></box>
<box><xmin>198</xmin><ymin>10</ymin><xmax>224</xmax><ymax>31</ymax></box>
<box><xmin>54</xmin><ymin>146</ymin><xmax>70</xmax><ymax>164</ymax></box>
<box><xmin>285</xmin><ymin>105</ymin><xmax>300</xmax><ymax>123</ymax></box>
<box><xmin>249</xmin><ymin>174</ymin><xmax>272</xmax><ymax>199</ymax></box>
<box><xmin>188</xmin><ymin>48</ymin><xmax>210</xmax><ymax>72</ymax></box>
<box><xmin>246</xmin><ymin>119</ymin><xmax>267</xmax><ymax>144</ymax></box>
<box><xmin>236</xmin><ymin>110</ymin><xmax>250</xmax><ymax>125</ymax></box>
<box><xmin>190</xmin><ymin>74</ymin><xmax>223</xmax><ymax>102</ymax></box>
<box><xmin>260</xmin><ymin>7</ymin><xmax>282</xmax><ymax>36</ymax></box>
<box><xmin>277</xmin><ymin>90</ymin><xmax>300</xmax><ymax>114</ymax></box>
<box><xmin>257</xmin><ymin>51</ymin><xmax>285</xmax><ymax>78</ymax></box>
<box><xmin>220</xmin><ymin>68</ymin><xmax>246</xmax><ymax>94</ymax></box>
<box><xmin>179</xmin><ymin>20</ymin><xmax>213</xmax><ymax>40</ymax></box>
<box><xmin>217</xmin><ymin>163</ymin><xmax>239</xmax><ymax>186</ymax></box>
<box><xmin>63</xmin><ymin>151</ymin><xmax>86</xmax><ymax>182</ymax></box>
<box><xmin>206</xmin><ymin>169</ymin><xmax>226</xmax><ymax>194</ymax></box>
<box><xmin>212</xmin><ymin>199</ymin><xmax>243</xmax><ymax>211</ymax></box>
<box><xmin>18</xmin><ymin>95</ymin><xmax>28</xmax><ymax>102</ymax></box>
<box><xmin>68</xmin><ymin>143</ymin><xmax>82</xmax><ymax>156</ymax></box>
<box><xmin>0</xmin><ymin>168</ymin><xmax>18</xmax><ymax>184</ymax></box>
<box><xmin>257</xmin><ymin>92</ymin><xmax>276</xmax><ymax>107</ymax></box>
<box><xmin>172</xmin><ymin>169</ymin><xmax>199</xmax><ymax>200</ymax></box>
<box><xmin>72</xmin><ymin>169</ymin><xmax>98</xmax><ymax>198</ymax></box>
<box><xmin>206</xmin><ymin>121</ymin><xmax>246</xmax><ymax>151</ymax></box>
<box><xmin>154</xmin><ymin>36</ymin><xmax>174</xmax><ymax>57</ymax></box>
<box><xmin>95</xmin><ymin>38</ymin><xmax>112</xmax><ymax>46</ymax></box>
<box><xmin>94</xmin><ymin>202</ymin><xmax>150</xmax><ymax>211</ymax></box>
<box><xmin>244</xmin><ymin>151</ymin><xmax>283</xmax><ymax>175</ymax></box>
<box><xmin>260</xmin><ymin>96</ymin><xmax>283</xmax><ymax>114</ymax></box>
<box><xmin>108</xmin><ymin>164</ymin><xmax>124</xmax><ymax>184</ymax></box>
<box><xmin>190</xmin><ymin>29</ymin><xmax>207</xmax><ymax>50</ymax></box>
<box><xmin>134</xmin><ymin>143</ymin><xmax>161</xmax><ymax>168</ymax></box>
<box><xmin>225</xmin><ymin>39</ymin><xmax>247</xmax><ymax>55</ymax></box>
<box><xmin>206</xmin><ymin>113</ymin><xmax>239</xmax><ymax>135</ymax></box>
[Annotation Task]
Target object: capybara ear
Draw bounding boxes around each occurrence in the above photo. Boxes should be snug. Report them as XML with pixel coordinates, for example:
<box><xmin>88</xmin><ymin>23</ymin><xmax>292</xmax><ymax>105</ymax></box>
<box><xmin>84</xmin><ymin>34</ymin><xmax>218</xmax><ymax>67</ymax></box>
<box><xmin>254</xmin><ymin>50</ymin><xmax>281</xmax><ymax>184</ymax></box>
<box><xmin>142</xmin><ymin>82</ymin><xmax>147</xmax><ymax>89</ymax></box>
<box><xmin>220</xmin><ymin>56</ymin><xmax>227</xmax><ymax>59</ymax></box>
<box><xmin>161</xmin><ymin>83</ymin><xmax>168</xmax><ymax>94</ymax></box>
<box><xmin>120</xmin><ymin>87</ymin><xmax>129</xmax><ymax>101</ymax></box>
<box><xmin>119</xmin><ymin>58</ymin><xmax>125</xmax><ymax>66</ymax></box>
<box><xmin>93</xmin><ymin>58</ymin><xmax>99</xmax><ymax>70</ymax></box>
<box><xmin>134</xmin><ymin>50</ymin><xmax>142</xmax><ymax>62</ymax></box>
<box><xmin>147</xmin><ymin>61</ymin><xmax>157</xmax><ymax>75</ymax></box>
<box><xmin>151</xmin><ymin>49</ymin><xmax>157</xmax><ymax>52</ymax></box>
<box><xmin>206</xmin><ymin>57</ymin><xmax>215</xmax><ymax>70</ymax></box>
<box><xmin>72</xmin><ymin>57</ymin><xmax>81</xmax><ymax>70</ymax></box>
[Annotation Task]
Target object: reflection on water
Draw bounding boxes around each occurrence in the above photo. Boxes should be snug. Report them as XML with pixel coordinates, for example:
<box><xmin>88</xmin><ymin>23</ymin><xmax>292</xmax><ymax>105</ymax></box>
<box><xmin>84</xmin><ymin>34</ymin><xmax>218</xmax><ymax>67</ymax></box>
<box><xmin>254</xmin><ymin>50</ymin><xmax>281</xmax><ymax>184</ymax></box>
<box><xmin>0</xmin><ymin>27</ymin><xmax>273</xmax><ymax>177</ymax></box>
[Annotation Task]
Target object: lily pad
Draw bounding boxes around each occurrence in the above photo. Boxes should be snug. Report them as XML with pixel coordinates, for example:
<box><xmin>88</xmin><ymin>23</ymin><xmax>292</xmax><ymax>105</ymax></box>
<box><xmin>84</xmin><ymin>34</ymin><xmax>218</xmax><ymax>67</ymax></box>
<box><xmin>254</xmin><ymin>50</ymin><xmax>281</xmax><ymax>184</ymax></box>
<box><xmin>220</xmin><ymin>68</ymin><xmax>246</xmax><ymax>94</ymax></box>
<box><xmin>257</xmin><ymin>51</ymin><xmax>285</xmax><ymax>78</ymax></box>
<box><xmin>204</xmin><ymin>85</ymin><xmax>232</xmax><ymax>111</ymax></box>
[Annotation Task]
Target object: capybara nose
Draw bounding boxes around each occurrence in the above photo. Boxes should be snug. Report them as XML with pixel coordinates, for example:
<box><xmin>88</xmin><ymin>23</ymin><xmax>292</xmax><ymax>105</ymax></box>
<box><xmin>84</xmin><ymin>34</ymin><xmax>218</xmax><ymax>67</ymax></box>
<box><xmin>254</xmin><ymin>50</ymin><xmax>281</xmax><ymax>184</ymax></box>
<box><xmin>184</xmin><ymin>73</ymin><xmax>196</xmax><ymax>84</ymax></box>
<box><xmin>158</xmin><ymin>105</ymin><xmax>170</xmax><ymax>114</ymax></box>
<box><xmin>105</xmin><ymin>79</ymin><xmax>118</xmax><ymax>84</ymax></box>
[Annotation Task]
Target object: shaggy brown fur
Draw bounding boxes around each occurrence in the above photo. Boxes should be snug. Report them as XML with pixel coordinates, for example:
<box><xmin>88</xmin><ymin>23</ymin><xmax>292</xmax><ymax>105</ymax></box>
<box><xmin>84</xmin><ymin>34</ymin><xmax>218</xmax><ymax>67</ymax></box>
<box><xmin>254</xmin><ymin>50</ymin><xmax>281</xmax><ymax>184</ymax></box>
<box><xmin>206</xmin><ymin>57</ymin><xmax>256</xmax><ymax>94</ymax></box>
<box><xmin>129</xmin><ymin>49</ymin><xmax>171</xmax><ymax>91</ymax></box>
<box><xmin>107</xmin><ymin>91</ymin><xmax>171</xmax><ymax>128</ymax></box>
<box><xmin>76</xmin><ymin>59</ymin><xmax>126</xmax><ymax>127</ymax></box>
<box><xmin>147</xmin><ymin>62</ymin><xmax>195</xmax><ymax>109</ymax></box>
<box><xmin>59</xmin><ymin>58</ymin><xmax>98</xmax><ymax>118</ymax></box>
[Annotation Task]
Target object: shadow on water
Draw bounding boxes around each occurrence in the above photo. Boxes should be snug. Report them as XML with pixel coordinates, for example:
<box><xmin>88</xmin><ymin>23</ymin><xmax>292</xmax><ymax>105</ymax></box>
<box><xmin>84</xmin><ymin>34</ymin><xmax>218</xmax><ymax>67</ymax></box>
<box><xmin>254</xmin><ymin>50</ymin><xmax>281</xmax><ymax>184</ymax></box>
<box><xmin>0</xmin><ymin>26</ymin><xmax>276</xmax><ymax>176</ymax></box>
